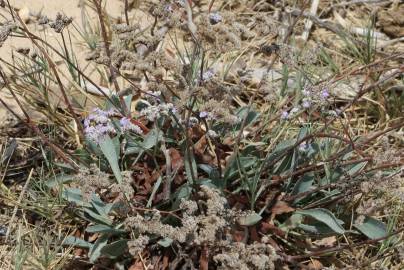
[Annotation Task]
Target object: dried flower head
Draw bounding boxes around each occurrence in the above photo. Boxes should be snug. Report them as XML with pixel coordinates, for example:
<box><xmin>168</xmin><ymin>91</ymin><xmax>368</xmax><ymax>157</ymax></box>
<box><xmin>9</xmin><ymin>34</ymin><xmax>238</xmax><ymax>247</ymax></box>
<box><xmin>140</xmin><ymin>103</ymin><xmax>175</xmax><ymax>121</ymax></box>
<box><xmin>128</xmin><ymin>235</ymin><xmax>149</xmax><ymax>257</ymax></box>
<box><xmin>49</xmin><ymin>13</ymin><xmax>73</xmax><ymax>33</ymax></box>
<box><xmin>0</xmin><ymin>22</ymin><xmax>16</xmax><ymax>47</ymax></box>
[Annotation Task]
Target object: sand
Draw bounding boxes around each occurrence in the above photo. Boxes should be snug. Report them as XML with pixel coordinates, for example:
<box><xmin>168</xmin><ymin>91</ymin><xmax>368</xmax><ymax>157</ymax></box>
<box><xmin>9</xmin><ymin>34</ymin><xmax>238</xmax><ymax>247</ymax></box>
<box><xmin>0</xmin><ymin>0</ymin><xmax>129</xmax><ymax>126</ymax></box>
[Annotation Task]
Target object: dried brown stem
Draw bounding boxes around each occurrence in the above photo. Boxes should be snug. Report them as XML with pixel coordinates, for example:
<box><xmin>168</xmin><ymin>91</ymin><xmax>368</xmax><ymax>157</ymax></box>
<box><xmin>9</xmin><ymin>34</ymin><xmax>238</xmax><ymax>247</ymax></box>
<box><xmin>92</xmin><ymin>0</ymin><xmax>129</xmax><ymax>115</ymax></box>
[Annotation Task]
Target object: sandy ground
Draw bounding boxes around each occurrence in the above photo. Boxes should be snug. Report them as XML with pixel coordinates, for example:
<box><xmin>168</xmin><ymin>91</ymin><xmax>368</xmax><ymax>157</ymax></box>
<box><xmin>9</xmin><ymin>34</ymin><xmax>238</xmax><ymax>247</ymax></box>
<box><xmin>0</xmin><ymin>0</ymin><xmax>129</xmax><ymax>126</ymax></box>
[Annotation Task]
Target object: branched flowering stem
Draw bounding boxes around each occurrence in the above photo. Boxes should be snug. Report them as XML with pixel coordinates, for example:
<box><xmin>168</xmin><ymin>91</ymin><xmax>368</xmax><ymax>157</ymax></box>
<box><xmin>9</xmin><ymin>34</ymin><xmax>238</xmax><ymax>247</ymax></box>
<box><xmin>92</xmin><ymin>0</ymin><xmax>129</xmax><ymax>116</ymax></box>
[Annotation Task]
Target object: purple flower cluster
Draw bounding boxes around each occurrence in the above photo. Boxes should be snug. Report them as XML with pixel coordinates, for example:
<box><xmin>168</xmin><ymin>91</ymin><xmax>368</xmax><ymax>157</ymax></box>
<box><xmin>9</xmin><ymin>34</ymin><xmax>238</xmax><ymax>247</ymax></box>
<box><xmin>202</xmin><ymin>69</ymin><xmax>215</xmax><ymax>82</ymax></box>
<box><xmin>298</xmin><ymin>142</ymin><xmax>309</xmax><ymax>152</ymax></box>
<box><xmin>281</xmin><ymin>107</ymin><xmax>300</xmax><ymax>120</ymax></box>
<box><xmin>300</xmin><ymin>85</ymin><xmax>331</xmax><ymax>110</ymax></box>
<box><xmin>321</xmin><ymin>89</ymin><xmax>329</xmax><ymax>99</ymax></box>
<box><xmin>84</xmin><ymin>108</ymin><xmax>145</xmax><ymax>143</ymax></box>
<box><xmin>209</xmin><ymin>12</ymin><xmax>223</xmax><ymax>24</ymax></box>
<box><xmin>84</xmin><ymin>108</ymin><xmax>117</xmax><ymax>143</ymax></box>
<box><xmin>280</xmin><ymin>111</ymin><xmax>289</xmax><ymax>120</ymax></box>
<box><xmin>119</xmin><ymin>117</ymin><xmax>143</xmax><ymax>134</ymax></box>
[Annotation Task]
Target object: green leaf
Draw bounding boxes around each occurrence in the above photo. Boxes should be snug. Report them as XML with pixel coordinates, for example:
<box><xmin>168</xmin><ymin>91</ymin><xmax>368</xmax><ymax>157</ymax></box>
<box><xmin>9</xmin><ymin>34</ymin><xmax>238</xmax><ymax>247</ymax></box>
<box><xmin>234</xmin><ymin>107</ymin><xmax>260</xmax><ymax>130</ymax></box>
<box><xmin>292</xmin><ymin>173</ymin><xmax>314</xmax><ymax>195</ymax></box>
<box><xmin>347</xmin><ymin>161</ymin><xmax>368</xmax><ymax>176</ymax></box>
<box><xmin>83</xmin><ymin>208</ymin><xmax>113</xmax><ymax>226</ymax></box>
<box><xmin>292</xmin><ymin>173</ymin><xmax>315</xmax><ymax>204</ymax></box>
<box><xmin>99</xmin><ymin>136</ymin><xmax>122</xmax><ymax>183</ymax></box>
<box><xmin>198</xmin><ymin>164</ymin><xmax>220</xmax><ymax>180</ymax></box>
<box><xmin>274</xmin><ymin>151</ymin><xmax>294</xmax><ymax>175</ymax></box>
<box><xmin>224</xmin><ymin>156</ymin><xmax>257</xmax><ymax>181</ymax></box>
<box><xmin>86</xmin><ymin>224</ymin><xmax>125</xmax><ymax>234</ymax></box>
<box><xmin>89</xmin><ymin>234</ymin><xmax>109</xmax><ymax>263</ymax></box>
<box><xmin>280</xmin><ymin>213</ymin><xmax>303</xmax><ymax>230</ymax></box>
<box><xmin>237</xmin><ymin>212</ymin><xmax>262</xmax><ymax>226</ymax></box>
<box><xmin>142</xmin><ymin>129</ymin><xmax>162</xmax><ymax>150</ymax></box>
<box><xmin>125</xmin><ymin>146</ymin><xmax>142</xmax><ymax>155</ymax></box>
<box><xmin>297</xmin><ymin>126</ymin><xmax>309</xmax><ymax>142</ymax></box>
<box><xmin>147</xmin><ymin>176</ymin><xmax>162</xmax><ymax>208</ymax></box>
<box><xmin>63</xmin><ymin>236</ymin><xmax>92</xmax><ymax>249</ymax></box>
<box><xmin>45</xmin><ymin>174</ymin><xmax>74</xmax><ymax>188</ymax></box>
<box><xmin>299</xmin><ymin>222</ymin><xmax>343</xmax><ymax>235</ymax></box>
<box><xmin>264</xmin><ymin>139</ymin><xmax>295</xmax><ymax>167</ymax></box>
<box><xmin>62</xmin><ymin>188</ymin><xmax>90</xmax><ymax>207</ymax></box>
<box><xmin>158</xmin><ymin>238</ymin><xmax>173</xmax><ymax>247</ymax></box>
<box><xmin>297</xmin><ymin>208</ymin><xmax>345</xmax><ymax>234</ymax></box>
<box><xmin>90</xmin><ymin>194</ymin><xmax>114</xmax><ymax>216</ymax></box>
<box><xmin>101</xmin><ymin>239</ymin><xmax>128</xmax><ymax>258</ymax></box>
<box><xmin>123</xmin><ymin>94</ymin><xmax>133</xmax><ymax>111</ymax></box>
<box><xmin>354</xmin><ymin>216</ymin><xmax>387</xmax><ymax>239</ymax></box>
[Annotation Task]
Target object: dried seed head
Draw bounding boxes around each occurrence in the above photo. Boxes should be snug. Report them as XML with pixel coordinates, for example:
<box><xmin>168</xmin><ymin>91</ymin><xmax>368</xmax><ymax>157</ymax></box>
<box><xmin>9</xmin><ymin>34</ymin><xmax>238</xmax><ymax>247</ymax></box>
<box><xmin>49</xmin><ymin>13</ymin><xmax>73</xmax><ymax>33</ymax></box>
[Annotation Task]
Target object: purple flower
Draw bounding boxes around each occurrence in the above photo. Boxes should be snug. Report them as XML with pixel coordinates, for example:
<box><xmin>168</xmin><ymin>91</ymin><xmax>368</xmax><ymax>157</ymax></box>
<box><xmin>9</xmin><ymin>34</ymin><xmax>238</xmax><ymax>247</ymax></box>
<box><xmin>119</xmin><ymin>117</ymin><xmax>132</xmax><ymax>128</ymax></box>
<box><xmin>84</xmin><ymin>107</ymin><xmax>117</xmax><ymax>143</ymax></box>
<box><xmin>209</xmin><ymin>12</ymin><xmax>222</xmax><ymax>24</ymax></box>
<box><xmin>302</xmin><ymin>99</ymin><xmax>311</xmax><ymax>108</ymax></box>
<box><xmin>84</xmin><ymin>123</ymin><xmax>115</xmax><ymax>143</ymax></box>
<box><xmin>202</xmin><ymin>69</ymin><xmax>215</xmax><ymax>82</ymax></box>
<box><xmin>281</xmin><ymin>111</ymin><xmax>289</xmax><ymax>120</ymax></box>
<box><xmin>199</xmin><ymin>111</ymin><xmax>209</xmax><ymax>118</ymax></box>
<box><xmin>164</xmin><ymin>5</ymin><xmax>173</xmax><ymax>13</ymax></box>
<box><xmin>298</xmin><ymin>142</ymin><xmax>308</xmax><ymax>152</ymax></box>
<box><xmin>120</xmin><ymin>117</ymin><xmax>143</xmax><ymax>134</ymax></box>
<box><xmin>321</xmin><ymin>89</ymin><xmax>330</xmax><ymax>99</ymax></box>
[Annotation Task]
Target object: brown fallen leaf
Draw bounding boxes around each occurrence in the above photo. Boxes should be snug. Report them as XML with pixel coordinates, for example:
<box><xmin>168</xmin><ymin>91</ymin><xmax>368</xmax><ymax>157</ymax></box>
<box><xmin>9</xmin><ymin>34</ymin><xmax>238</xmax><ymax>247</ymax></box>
<box><xmin>313</xmin><ymin>236</ymin><xmax>337</xmax><ymax>248</ymax></box>
<box><xmin>194</xmin><ymin>135</ymin><xmax>207</xmax><ymax>156</ymax></box>
<box><xmin>307</xmin><ymin>259</ymin><xmax>323</xmax><ymax>270</ymax></box>
<box><xmin>270</xmin><ymin>200</ymin><xmax>295</xmax><ymax>221</ymax></box>
<box><xmin>260</xmin><ymin>222</ymin><xmax>286</xmax><ymax>238</ymax></box>
<box><xmin>169</xmin><ymin>147</ymin><xmax>184</xmax><ymax>171</ymax></box>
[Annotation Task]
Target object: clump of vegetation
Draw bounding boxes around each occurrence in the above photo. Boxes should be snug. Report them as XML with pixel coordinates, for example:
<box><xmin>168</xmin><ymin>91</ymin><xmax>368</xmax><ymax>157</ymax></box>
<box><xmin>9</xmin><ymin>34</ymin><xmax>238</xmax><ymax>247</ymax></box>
<box><xmin>0</xmin><ymin>0</ymin><xmax>403</xmax><ymax>269</ymax></box>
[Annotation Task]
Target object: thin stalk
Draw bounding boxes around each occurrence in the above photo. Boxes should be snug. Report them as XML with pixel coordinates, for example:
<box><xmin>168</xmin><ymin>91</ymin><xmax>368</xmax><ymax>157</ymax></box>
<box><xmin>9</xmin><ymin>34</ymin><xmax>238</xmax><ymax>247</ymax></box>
<box><xmin>92</xmin><ymin>0</ymin><xmax>129</xmax><ymax>115</ymax></box>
